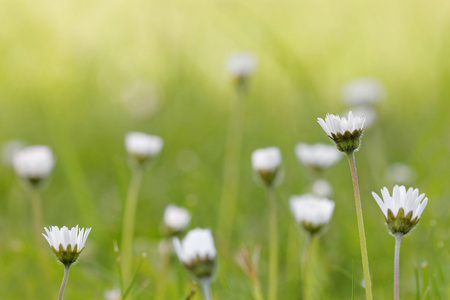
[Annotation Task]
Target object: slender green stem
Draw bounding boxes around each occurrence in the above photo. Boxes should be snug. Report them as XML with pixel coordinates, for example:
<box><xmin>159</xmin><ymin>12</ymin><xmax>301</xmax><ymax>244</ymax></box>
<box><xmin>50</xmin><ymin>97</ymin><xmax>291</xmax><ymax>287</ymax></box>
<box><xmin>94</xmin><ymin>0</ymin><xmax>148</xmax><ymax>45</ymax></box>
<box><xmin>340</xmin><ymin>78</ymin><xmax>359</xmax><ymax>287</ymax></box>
<box><xmin>30</xmin><ymin>189</ymin><xmax>44</xmax><ymax>244</ymax></box>
<box><xmin>267</xmin><ymin>185</ymin><xmax>278</xmax><ymax>300</ymax></box>
<box><xmin>346</xmin><ymin>153</ymin><xmax>373</xmax><ymax>300</ymax></box>
<box><xmin>200</xmin><ymin>279</ymin><xmax>213</xmax><ymax>300</ymax></box>
<box><xmin>59</xmin><ymin>264</ymin><xmax>71</xmax><ymax>300</ymax></box>
<box><xmin>155</xmin><ymin>239</ymin><xmax>171</xmax><ymax>300</ymax></box>
<box><xmin>120</xmin><ymin>166</ymin><xmax>144</xmax><ymax>281</ymax></box>
<box><xmin>217</xmin><ymin>88</ymin><xmax>245</xmax><ymax>249</ymax></box>
<box><xmin>301</xmin><ymin>233</ymin><xmax>313</xmax><ymax>300</ymax></box>
<box><xmin>394</xmin><ymin>233</ymin><xmax>403</xmax><ymax>300</ymax></box>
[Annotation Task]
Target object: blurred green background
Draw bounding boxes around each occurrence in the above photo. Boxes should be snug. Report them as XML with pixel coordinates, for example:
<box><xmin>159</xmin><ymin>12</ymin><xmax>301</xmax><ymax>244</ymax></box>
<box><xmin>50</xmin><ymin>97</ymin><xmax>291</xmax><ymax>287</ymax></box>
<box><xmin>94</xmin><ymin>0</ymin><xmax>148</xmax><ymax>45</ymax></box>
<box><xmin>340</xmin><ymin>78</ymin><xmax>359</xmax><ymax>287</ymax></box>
<box><xmin>0</xmin><ymin>0</ymin><xmax>449</xmax><ymax>298</ymax></box>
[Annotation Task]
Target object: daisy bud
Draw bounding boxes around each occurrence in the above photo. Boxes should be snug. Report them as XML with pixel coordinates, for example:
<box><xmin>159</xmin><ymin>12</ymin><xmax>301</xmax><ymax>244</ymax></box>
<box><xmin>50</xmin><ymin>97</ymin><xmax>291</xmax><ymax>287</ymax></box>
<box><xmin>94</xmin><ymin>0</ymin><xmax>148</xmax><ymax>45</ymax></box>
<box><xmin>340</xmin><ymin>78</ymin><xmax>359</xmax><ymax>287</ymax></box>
<box><xmin>342</xmin><ymin>78</ymin><xmax>385</xmax><ymax>105</ymax></box>
<box><xmin>174</xmin><ymin>228</ymin><xmax>217</xmax><ymax>281</ymax></box>
<box><xmin>289</xmin><ymin>194</ymin><xmax>335</xmax><ymax>235</ymax></box>
<box><xmin>317</xmin><ymin>111</ymin><xmax>366</xmax><ymax>154</ymax></box>
<box><xmin>13</xmin><ymin>145</ymin><xmax>55</xmax><ymax>187</ymax></box>
<box><xmin>251</xmin><ymin>147</ymin><xmax>282</xmax><ymax>187</ymax></box>
<box><xmin>294</xmin><ymin>143</ymin><xmax>341</xmax><ymax>171</ymax></box>
<box><xmin>125</xmin><ymin>132</ymin><xmax>163</xmax><ymax>166</ymax></box>
<box><xmin>372</xmin><ymin>185</ymin><xmax>428</xmax><ymax>235</ymax></box>
<box><xmin>43</xmin><ymin>225</ymin><xmax>91</xmax><ymax>265</ymax></box>
<box><xmin>163</xmin><ymin>204</ymin><xmax>191</xmax><ymax>237</ymax></box>
<box><xmin>226</xmin><ymin>52</ymin><xmax>257</xmax><ymax>87</ymax></box>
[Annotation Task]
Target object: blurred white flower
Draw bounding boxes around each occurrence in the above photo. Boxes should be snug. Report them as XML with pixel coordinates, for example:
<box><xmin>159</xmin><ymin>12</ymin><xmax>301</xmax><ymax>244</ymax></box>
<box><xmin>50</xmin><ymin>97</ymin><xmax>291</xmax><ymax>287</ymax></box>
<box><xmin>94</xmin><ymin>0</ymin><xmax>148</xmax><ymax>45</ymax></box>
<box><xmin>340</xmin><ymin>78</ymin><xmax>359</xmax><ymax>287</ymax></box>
<box><xmin>386</xmin><ymin>163</ymin><xmax>416</xmax><ymax>184</ymax></box>
<box><xmin>342</xmin><ymin>78</ymin><xmax>385</xmax><ymax>105</ymax></box>
<box><xmin>343</xmin><ymin>106</ymin><xmax>377</xmax><ymax>129</ymax></box>
<box><xmin>104</xmin><ymin>288</ymin><xmax>122</xmax><ymax>300</ymax></box>
<box><xmin>226</xmin><ymin>52</ymin><xmax>257</xmax><ymax>80</ymax></box>
<box><xmin>372</xmin><ymin>185</ymin><xmax>428</xmax><ymax>235</ymax></box>
<box><xmin>120</xmin><ymin>81</ymin><xmax>160</xmax><ymax>119</ymax></box>
<box><xmin>173</xmin><ymin>228</ymin><xmax>217</xmax><ymax>279</ymax></box>
<box><xmin>289</xmin><ymin>194</ymin><xmax>335</xmax><ymax>234</ymax></box>
<box><xmin>125</xmin><ymin>132</ymin><xmax>163</xmax><ymax>165</ymax></box>
<box><xmin>251</xmin><ymin>147</ymin><xmax>282</xmax><ymax>186</ymax></box>
<box><xmin>1</xmin><ymin>139</ymin><xmax>25</xmax><ymax>166</ymax></box>
<box><xmin>312</xmin><ymin>179</ymin><xmax>333</xmax><ymax>198</ymax></box>
<box><xmin>13</xmin><ymin>145</ymin><xmax>55</xmax><ymax>185</ymax></box>
<box><xmin>163</xmin><ymin>204</ymin><xmax>191</xmax><ymax>236</ymax></box>
<box><xmin>43</xmin><ymin>225</ymin><xmax>91</xmax><ymax>265</ymax></box>
<box><xmin>295</xmin><ymin>143</ymin><xmax>341</xmax><ymax>170</ymax></box>
<box><xmin>317</xmin><ymin>111</ymin><xmax>366</xmax><ymax>153</ymax></box>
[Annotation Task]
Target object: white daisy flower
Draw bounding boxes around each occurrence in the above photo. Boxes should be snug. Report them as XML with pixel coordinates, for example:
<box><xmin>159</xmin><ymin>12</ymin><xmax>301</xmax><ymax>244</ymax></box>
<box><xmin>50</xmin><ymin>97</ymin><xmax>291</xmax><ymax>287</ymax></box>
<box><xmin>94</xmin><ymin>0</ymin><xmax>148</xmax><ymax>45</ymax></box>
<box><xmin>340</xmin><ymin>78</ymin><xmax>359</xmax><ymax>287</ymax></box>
<box><xmin>317</xmin><ymin>111</ymin><xmax>366</xmax><ymax>153</ymax></box>
<box><xmin>372</xmin><ymin>185</ymin><xmax>428</xmax><ymax>235</ymax></box>
<box><xmin>342</xmin><ymin>78</ymin><xmax>385</xmax><ymax>105</ymax></box>
<box><xmin>125</xmin><ymin>132</ymin><xmax>163</xmax><ymax>165</ymax></box>
<box><xmin>251</xmin><ymin>147</ymin><xmax>282</xmax><ymax>186</ymax></box>
<box><xmin>289</xmin><ymin>194</ymin><xmax>335</xmax><ymax>235</ymax></box>
<box><xmin>226</xmin><ymin>52</ymin><xmax>257</xmax><ymax>80</ymax></box>
<box><xmin>163</xmin><ymin>204</ymin><xmax>191</xmax><ymax>236</ymax></box>
<box><xmin>43</xmin><ymin>225</ymin><xmax>91</xmax><ymax>265</ymax></box>
<box><xmin>343</xmin><ymin>105</ymin><xmax>377</xmax><ymax>129</ymax></box>
<box><xmin>13</xmin><ymin>145</ymin><xmax>55</xmax><ymax>185</ymax></box>
<box><xmin>294</xmin><ymin>143</ymin><xmax>341</xmax><ymax>170</ymax></box>
<box><xmin>173</xmin><ymin>228</ymin><xmax>217</xmax><ymax>280</ymax></box>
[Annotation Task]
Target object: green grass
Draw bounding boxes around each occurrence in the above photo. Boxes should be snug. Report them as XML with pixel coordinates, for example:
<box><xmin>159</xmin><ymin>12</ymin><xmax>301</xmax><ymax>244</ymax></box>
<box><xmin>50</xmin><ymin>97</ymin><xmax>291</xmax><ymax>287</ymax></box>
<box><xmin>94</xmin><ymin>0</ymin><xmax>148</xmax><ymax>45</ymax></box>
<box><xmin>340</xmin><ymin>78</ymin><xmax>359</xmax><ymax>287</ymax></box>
<box><xmin>0</xmin><ymin>0</ymin><xmax>449</xmax><ymax>298</ymax></box>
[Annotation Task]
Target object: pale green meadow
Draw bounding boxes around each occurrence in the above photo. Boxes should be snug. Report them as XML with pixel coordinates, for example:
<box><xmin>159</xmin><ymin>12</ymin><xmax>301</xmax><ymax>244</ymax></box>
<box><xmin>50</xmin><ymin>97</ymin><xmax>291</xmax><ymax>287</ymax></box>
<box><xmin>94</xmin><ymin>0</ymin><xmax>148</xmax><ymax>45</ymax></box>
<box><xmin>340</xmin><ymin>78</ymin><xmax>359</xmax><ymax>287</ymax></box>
<box><xmin>0</xmin><ymin>0</ymin><xmax>449</xmax><ymax>299</ymax></box>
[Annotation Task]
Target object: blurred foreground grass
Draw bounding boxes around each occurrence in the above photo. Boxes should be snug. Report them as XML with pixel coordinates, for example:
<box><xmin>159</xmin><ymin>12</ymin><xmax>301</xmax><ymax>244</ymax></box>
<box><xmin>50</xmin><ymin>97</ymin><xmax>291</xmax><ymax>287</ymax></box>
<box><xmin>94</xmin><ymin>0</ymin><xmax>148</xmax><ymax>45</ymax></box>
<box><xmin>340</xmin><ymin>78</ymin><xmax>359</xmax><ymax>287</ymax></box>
<box><xmin>0</xmin><ymin>0</ymin><xmax>449</xmax><ymax>298</ymax></box>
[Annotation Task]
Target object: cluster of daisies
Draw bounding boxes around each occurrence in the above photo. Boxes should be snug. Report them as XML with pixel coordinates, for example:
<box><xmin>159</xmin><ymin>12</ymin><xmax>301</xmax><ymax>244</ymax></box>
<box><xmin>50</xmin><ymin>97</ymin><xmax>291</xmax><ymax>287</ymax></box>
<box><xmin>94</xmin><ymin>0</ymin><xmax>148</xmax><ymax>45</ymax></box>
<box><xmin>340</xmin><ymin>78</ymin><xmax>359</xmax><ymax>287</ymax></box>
<box><xmin>6</xmin><ymin>52</ymin><xmax>429</xmax><ymax>300</ymax></box>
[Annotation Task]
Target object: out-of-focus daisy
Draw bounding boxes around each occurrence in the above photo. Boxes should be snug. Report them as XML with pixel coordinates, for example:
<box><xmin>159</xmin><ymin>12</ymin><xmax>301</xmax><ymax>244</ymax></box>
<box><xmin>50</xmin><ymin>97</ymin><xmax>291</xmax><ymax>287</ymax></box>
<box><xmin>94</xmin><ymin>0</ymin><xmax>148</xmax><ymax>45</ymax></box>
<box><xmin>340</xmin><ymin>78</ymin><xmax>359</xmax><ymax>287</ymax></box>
<box><xmin>386</xmin><ymin>163</ymin><xmax>416</xmax><ymax>185</ymax></box>
<box><xmin>13</xmin><ymin>145</ymin><xmax>55</xmax><ymax>186</ymax></box>
<box><xmin>294</xmin><ymin>143</ymin><xmax>341</xmax><ymax>171</ymax></box>
<box><xmin>372</xmin><ymin>185</ymin><xmax>428</xmax><ymax>235</ymax></box>
<box><xmin>342</xmin><ymin>78</ymin><xmax>385</xmax><ymax>105</ymax></box>
<box><xmin>317</xmin><ymin>111</ymin><xmax>366</xmax><ymax>153</ymax></box>
<box><xmin>251</xmin><ymin>147</ymin><xmax>282</xmax><ymax>186</ymax></box>
<box><xmin>312</xmin><ymin>179</ymin><xmax>333</xmax><ymax>198</ymax></box>
<box><xmin>226</xmin><ymin>52</ymin><xmax>257</xmax><ymax>83</ymax></box>
<box><xmin>104</xmin><ymin>288</ymin><xmax>122</xmax><ymax>300</ymax></box>
<box><xmin>289</xmin><ymin>194</ymin><xmax>335</xmax><ymax>235</ymax></box>
<box><xmin>125</xmin><ymin>132</ymin><xmax>163</xmax><ymax>165</ymax></box>
<box><xmin>163</xmin><ymin>204</ymin><xmax>191</xmax><ymax>236</ymax></box>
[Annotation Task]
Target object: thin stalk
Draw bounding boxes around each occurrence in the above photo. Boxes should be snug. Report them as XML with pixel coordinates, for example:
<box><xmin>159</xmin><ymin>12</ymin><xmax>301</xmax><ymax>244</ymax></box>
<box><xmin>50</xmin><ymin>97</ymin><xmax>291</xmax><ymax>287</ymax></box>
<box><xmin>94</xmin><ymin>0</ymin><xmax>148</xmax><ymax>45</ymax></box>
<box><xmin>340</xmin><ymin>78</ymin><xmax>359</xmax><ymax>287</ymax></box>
<box><xmin>217</xmin><ymin>88</ymin><xmax>245</xmax><ymax>249</ymax></box>
<box><xmin>30</xmin><ymin>189</ymin><xmax>44</xmax><ymax>244</ymax></box>
<box><xmin>267</xmin><ymin>185</ymin><xmax>278</xmax><ymax>300</ymax></box>
<box><xmin>251</xmin><ymin>272</ymin><xmax>263</xmax><ymax>300</ymax></box>
<box><xmin>394</xmin><ymin>233</ymin><xmax>403</xmax><ymax>300</ymax></box>
<box><xmin>346</xmin><ymin>153</ymin><xmax>373</xmax><ymax>300</ymax></box>
<box><xmin>155</xmin><ymin>239</ymin><xmax>172</xmax><ymax>300</ymax></box>
<box><xmin>59</xmin><ymin>264</ymin><xmax>71</xmax><ymax>300</ymax></box>
<box><xmin>301</xmin><ymin>233</ymin><xmax>313</xmax><ymax>300</ymax></box>
<box><xmin>200</xmin><ymin>278</ymin><xmax>213</xmax><ymax>300</ymax></box>
<box><xmin>121</xmin><ymin>166</ymin><xmax>144</xmax><ymax>281</ymax></box>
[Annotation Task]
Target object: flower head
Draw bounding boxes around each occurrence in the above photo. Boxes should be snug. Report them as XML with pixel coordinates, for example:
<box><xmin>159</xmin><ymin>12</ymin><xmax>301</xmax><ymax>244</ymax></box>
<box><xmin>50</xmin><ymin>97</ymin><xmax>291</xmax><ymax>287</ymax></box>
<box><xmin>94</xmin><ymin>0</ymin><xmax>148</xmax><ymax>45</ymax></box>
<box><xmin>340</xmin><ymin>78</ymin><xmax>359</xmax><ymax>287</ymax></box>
<box><xmin>251</xmin><ymin>147</ymin><xmax>282</xmax><ymax>186</ymax></box>
<box><xmin>226</xmin><ymin>52</ymin><xmax>257</xmax><ymax>87</ymax></box>
<box><xmin>312</xmin><ymin>179</ymin><xmax>333</xmax><ymax>198</ymax></box>
<box><xmin>104</xmin><ymin>288</ymin><xmax>122</xmax><ymax>300</ymax></box>
<box><xmin>342</xmin><ymin>78</ymin><xmax>385</xmax><ymax>105</ymax></box>
<box><xmin>173</xmin><ymin>228</ymin><xmax>217</xmax><ymax>280</ymax></box>
<box><xmin>372</xmin><ymin>185</ymin><xmax>428</xmax><ymax>235</ymax></box>
<box><xmin>343</xmin><ymin>105</ymin><xmax>377</xmax><ymax>129</ymax></box>
<box><xmin>294</xmin><ymin>143</ymin><xmax>341</xmax><ymax>170</ymax></box>
<box><xmin>43</xmin><ymin>225</ymin><xmax>91</xmax><ymax>265</ymax></box>
<box><xmin>317</xmin><ymin>111</ymin><xmax>366</xmax><ymax>153</ymax></box>
<box><xmin>289</xmin><ymin>194</ymin><xmax>335</xmax><ymax>235</ymax></box>
<box><xmin>13</xmin><ymin>145</ymin><xmax>55</xmax><ymax>186</ymax></box>
<box><xmin>125</xmin><ymin>132</ymin><xmax>163</xmax><ymax>165</ymax></box>
<box><xmin>163</xmin><ymin>204</ymin><xmax>191</xmax><ymax>236</ymax></box>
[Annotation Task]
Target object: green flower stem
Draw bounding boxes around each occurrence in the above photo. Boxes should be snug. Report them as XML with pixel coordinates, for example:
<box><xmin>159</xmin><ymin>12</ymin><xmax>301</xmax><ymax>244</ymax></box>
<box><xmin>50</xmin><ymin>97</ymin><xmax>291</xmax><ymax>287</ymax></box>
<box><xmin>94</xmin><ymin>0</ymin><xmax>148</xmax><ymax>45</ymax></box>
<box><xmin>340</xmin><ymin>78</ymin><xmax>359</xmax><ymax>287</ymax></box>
<box><xmin>59</xmin><ymin>264</ymin><xmax>70</xmax><ymax>300</ymax></box>
<box><xmin>120</xmin><ymin>166</ymin><xmax>144</xmax><ymax>281</ymax></box>
<box><xmin>394</xmin><ymin>233</ymin><xmax>403</xmax><ymax>300</ymax></box>
<box><xmin>200</xmin><ymin>278</ymin><xmax>213</xmax><ymax>300</ymax></box>
<box><xmin>217</xmin><ymin>88</ymin><xmax>245</xmax><ymax>250</ymax></box>
<box><xmin>347</xmin><ymin>153</ymin><xmax>373</xmax><ymax>300</ymax></box>
<box><xmin>155</xmin><ymin>239</ymin><xmax>172</xmax><ymax>300</ymax></box>
<box><xmin>267</xmin><ymin>185</ymin><xmax>278</xmax><ymax>300</ymax></box>
<box><xmin>301</xmin><ymin>233</ymin><xmax>313</xmax><ymax>300</ymax></box>
<box><xmin>30</xmin><ymin>189</ymin><xmax>44</xmax><ymax>244</ymax></box>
